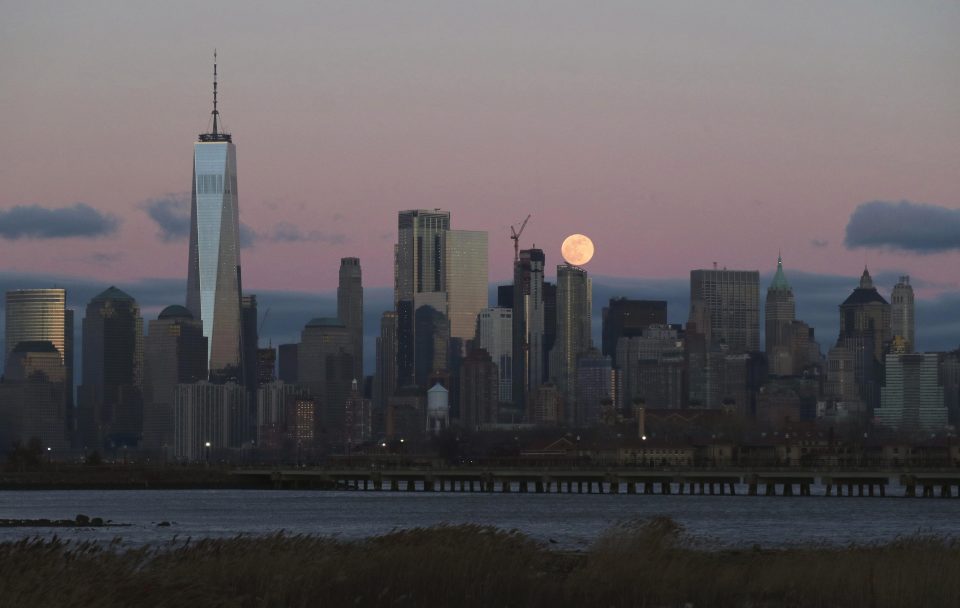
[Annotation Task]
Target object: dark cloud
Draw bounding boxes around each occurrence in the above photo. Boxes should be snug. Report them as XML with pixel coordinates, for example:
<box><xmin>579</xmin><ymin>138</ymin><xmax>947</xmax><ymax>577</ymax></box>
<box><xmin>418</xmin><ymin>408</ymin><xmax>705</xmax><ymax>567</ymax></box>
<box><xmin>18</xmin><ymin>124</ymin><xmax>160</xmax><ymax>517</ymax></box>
<box><xmin>810</xmin><ymin>238</ymin><xmax>828</xmax><ymax>248</ymax></box>
<box><xmin>141</xmin><ymin>193</ymin><xmax>259</xmax><ymax>248</ymax></box>
<box><xmin>84</xmin><ymin>252</ymin><xmax>123</xmax><ymax>265</ymax></box>
<box><xmin>239</xmin><ymin>224</ymin><xmax>258</xmax><ymax>249</ymax></box>
<box><xmin>268</xmin><ymin>222</ymin><xmax>347</xmax><ymax>245</ymax></box>
<box><xmin>0</xmin><ymin>203</ymin><xmax>119</xmax><ymax>240</ymax></box>
<box><xmin>141</xmin><ymin>194</ymin><xmax>191</xmax><ymax>242</ymax></box>
<box><xmin>845</xmin><ymin>200</ymin><xmax>960</xmax><ymax>254</ymax></box>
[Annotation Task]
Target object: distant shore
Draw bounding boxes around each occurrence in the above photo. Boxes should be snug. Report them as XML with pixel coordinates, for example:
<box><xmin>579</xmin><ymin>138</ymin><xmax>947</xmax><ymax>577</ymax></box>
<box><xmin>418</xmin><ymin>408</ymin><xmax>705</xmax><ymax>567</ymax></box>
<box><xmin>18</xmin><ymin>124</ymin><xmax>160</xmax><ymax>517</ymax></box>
<box><xmin>1</xmin><ymin>519</ymin><xmax>957</xmax><ymax>607</ymax></box>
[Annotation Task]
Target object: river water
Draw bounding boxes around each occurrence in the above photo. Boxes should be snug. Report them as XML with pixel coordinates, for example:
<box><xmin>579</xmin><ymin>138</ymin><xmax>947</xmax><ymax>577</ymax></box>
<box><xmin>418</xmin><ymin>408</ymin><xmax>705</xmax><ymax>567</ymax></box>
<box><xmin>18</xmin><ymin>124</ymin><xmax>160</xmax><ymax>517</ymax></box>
<box><xmin>1</xmin><ymin>489</ymin><xmax>958</xmax><ymax>550</ymax></box>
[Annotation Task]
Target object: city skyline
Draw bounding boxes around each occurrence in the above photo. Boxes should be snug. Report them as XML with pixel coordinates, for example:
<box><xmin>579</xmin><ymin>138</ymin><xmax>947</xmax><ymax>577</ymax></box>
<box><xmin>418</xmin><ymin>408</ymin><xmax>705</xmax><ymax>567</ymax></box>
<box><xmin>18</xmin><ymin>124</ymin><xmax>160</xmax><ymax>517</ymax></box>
<box><xmin>1</xmin><ymin>3</ymin><xmax>958</xmax><ymax>299</ymax></box>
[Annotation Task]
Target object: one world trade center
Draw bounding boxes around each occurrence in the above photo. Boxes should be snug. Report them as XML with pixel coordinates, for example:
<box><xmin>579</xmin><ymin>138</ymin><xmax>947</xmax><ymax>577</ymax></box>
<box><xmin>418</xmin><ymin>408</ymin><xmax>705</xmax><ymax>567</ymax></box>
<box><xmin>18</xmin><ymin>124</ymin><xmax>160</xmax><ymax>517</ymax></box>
<box><xmin>186</xmin><ymin>54</ymin><xmax>242</xmax><ymax>376</ymax></box>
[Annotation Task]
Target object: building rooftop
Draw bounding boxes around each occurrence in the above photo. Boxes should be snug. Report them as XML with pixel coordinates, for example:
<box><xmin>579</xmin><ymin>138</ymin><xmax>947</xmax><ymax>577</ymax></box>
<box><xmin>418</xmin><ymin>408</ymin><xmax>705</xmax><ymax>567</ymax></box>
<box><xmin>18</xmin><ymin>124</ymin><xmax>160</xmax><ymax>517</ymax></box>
<box><xmin>91</xmin><ymin>286</ymin><xmax>135</xmax><ymax>303</ymax></box>
<box><xmin>768</xmin><ymin>254</ymin><xmax>791</xmax><ymax>291</ymax></box>
<box><xmin>158</xmin><ymin>305</ymin><xmax>194</xmax><ymax>320</ymax></box>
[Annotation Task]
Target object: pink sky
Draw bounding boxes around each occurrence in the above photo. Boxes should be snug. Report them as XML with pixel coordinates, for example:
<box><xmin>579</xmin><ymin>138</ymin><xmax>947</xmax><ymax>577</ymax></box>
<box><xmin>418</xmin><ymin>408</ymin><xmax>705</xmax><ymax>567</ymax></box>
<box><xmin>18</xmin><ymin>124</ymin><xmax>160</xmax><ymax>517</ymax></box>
<box><xmin>1</xmin><ymin>2</ymin><xmax>958</xmax><ymax>296</ymax></box>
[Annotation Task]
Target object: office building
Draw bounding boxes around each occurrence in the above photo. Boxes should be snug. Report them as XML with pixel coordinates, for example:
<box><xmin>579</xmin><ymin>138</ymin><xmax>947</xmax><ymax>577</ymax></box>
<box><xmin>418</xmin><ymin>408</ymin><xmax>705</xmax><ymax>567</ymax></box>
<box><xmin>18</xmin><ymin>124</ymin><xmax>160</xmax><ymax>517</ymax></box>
<box><xmin>255</xmin><ymin>380</ymin><xmax>310</xmax><ymax>449</ymax></box>
<box><xmin>877</xmin><ymin>353</ymin><xmax>946</xmax><ymax>431</ymax></box>
<box><xmin>616</xmin><ymin>325</ymin><xmax>685</xmax><ymax>411</ymax></box>
<box><xmin>173</xmin><ymin>381</ymin><xmax>248</xmax><ymax>461</ymax></box>
<box><xmin>298</xmin><ymin>318</ymin><xmax>354</xmax><ymax>446</ymax></box>
<box><xmin>278</xmin><ymin>343</ymin><xmax>299</xmax><ymax>383</ymax></box>
<box><xmin>337</xmin><ymin>257</ymin><xmax>364</xmax><ymax>382</ymax></box>
<box><xmin>891</xmin><ymin>276</ymin><xmax>915</xmax><ymax>353</ymax></box>
<box><xmin>186</xmin><ymin>58</ymin><xmax>243</xmax><ymax>375</ymax></box>
<box><xmin>4</xmin><ymin>289</ymin><xmax>72</xmax><ymax>409</ymax></box>
<box><xmin>832</xmin><ymin>267</ymin><xmax>891</xmax><ymax>411</ymax></box>
<box><xmin>601</xmin><ymin>298</ymin><xmax>667</xmax><ymax>359</ymax></box>
<box><xmin>459</xmin><ymin>348</ymin><xmax>499</xmax><ymax>428</ymax></box>
<box><xmin>512</xmin><ymin>248</ymin><xmax>545</xmax><ymax>413</ymax></box>
<box><xmin>445</xmin><ymin>230</ymin><xmax>488</xmax><ymax>344</ymax></box>
<box><xmin>344</xmin><ymin>380</ymin><xmax>372</xmax><ymax>447</ymax></box>
<box><xmin>549</xmin><ymin>264</ymin><xmax>592</xmax><ymax>422</ymax></box>
<box><xmin>765</xmin><ymin>255</ymin><xmax>796</xmax><ymax>376</ymax></box>
<box><xmin>77</xmin><ymin>287</ymin><xmax>143</xmax><ymax>450</ymax></box>
<box><xmin>575</xmin><ymin>349</ymin><xmax>614</xmax><ymax>426</ymax></box>
<box><xmin>240</xmin><ymin>295</ymin><xmax>259</xmax><ymax>387</ymax></box>
<box><xmin>395</xmin><ymin>209</ymin><xmax>451</xmax><ymax>386</ymax></box>
<box><xmin>373</xmin><ymin>311</ymin><xmax>398</xmax><ymax>418</ymax></box>
<box><xmin>475</xmin><ymin>307</ymin><xmax>513</xmax><ymax>403</ymax></box>
<box><xmin>689</xmin><ymin>267</ymin><xmax>760</xmax><ymax>353</ymax></box>
<box><xmin>0</xmin><ymin>341</ymin><xmax>70</xmax><ymax>450</ymax></box>
<box><xmin>142</xmin><ymin>306</ymin><xmax>207</xmax><ymax>452</ymax></box>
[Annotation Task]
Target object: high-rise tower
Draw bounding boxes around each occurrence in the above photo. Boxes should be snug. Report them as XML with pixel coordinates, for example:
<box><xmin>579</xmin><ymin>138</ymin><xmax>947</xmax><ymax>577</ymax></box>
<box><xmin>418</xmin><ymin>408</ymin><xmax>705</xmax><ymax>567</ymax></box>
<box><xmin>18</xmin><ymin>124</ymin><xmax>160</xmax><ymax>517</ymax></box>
<box><xmin>891</xmin><ymin>276</ymin><xmax>915</xmax><ymax>353</ymax></box>
<box><xmin>765</xmin><ymin>254</ymin><xmax>796</xmax><ymax>376</ymax></box>
<box><xmin>549</xmin><ymin>264</ymin><xmax>592</xmax><ymax>424</ymax></box>
<box><xmin>337</xmin><ymin>257</ymin><xmax>363</xmax><ymax>382</ymax></box>
<box><xmin>689</xmin><ymin>267</ymin><xmax>760</xmax><ymax>353</ymax></box>
<box><xmin>186</xmin><ymin>53</ymin><xmax>242</xmax><ymax>376</ymax></box>
<box><xmin>512</xmin><ymin>248</ymin><xmax>545</xmax><ymax>414</ymax></box>
<box><xmin>77</xmin><ymin>287</ymin><xmax>143</xmax><ymax>449</ymax></box>
<box><xmin>394</xmin><ymin>210</ymin><xmax>451</xmax><ymax>386</ymax></box>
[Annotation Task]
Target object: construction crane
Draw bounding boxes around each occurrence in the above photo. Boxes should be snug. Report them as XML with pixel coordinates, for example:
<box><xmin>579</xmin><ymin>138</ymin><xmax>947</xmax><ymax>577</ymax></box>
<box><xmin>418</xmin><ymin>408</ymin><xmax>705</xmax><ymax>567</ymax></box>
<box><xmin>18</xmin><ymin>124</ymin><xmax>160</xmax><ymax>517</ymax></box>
<box><xmin>258</xmin><ymin>307</ymin><xmax>271</xmax><ymax>336</ymax></box>
<box><xmin>510</xmin><ymin>214</ymin><xmax>531</xmax><ymax>262</ymax></box>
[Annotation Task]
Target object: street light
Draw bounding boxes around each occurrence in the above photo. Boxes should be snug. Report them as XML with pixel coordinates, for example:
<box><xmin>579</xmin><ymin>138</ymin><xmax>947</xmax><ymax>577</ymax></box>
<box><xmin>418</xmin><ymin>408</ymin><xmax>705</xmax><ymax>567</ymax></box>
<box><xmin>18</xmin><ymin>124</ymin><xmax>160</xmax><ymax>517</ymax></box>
<box><xmin>204</xmin><ymin>441</ymin><xmax>211</xmax><ymax>465</ymax></box>
<box><xmin>46</xmin><ymin>446</ymin><xmax>52</xmax><ymax>464</ymax></box>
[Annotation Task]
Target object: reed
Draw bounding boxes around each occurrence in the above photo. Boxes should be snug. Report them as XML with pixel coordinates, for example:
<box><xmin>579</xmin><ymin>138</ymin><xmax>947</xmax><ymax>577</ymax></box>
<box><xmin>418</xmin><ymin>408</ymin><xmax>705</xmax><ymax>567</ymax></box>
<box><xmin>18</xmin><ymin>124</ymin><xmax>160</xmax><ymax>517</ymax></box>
<box><xmin>0</xmin><ymin>519</ymin><xmax>957</xmax><ymax>607</ymax></box>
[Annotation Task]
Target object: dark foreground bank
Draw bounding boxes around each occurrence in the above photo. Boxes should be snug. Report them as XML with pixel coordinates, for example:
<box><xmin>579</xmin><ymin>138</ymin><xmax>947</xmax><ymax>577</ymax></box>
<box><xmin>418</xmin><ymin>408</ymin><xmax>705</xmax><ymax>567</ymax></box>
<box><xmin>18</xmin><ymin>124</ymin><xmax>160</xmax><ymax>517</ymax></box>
<box><xmin>1</xmin><ymin>518</ymin><xmax>958</xmax><ymax>607</ymax></box>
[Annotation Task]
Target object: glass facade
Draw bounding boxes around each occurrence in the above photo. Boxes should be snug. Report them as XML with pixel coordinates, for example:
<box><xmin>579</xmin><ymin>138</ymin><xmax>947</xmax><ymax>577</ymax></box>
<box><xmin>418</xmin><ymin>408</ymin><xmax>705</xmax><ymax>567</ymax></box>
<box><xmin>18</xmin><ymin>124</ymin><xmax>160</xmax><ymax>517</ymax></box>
<box><xmin>186</xmin><ymin>140</ymin><xmax>242</xmax><ymax>374</ymax></box>
<box><xmin>689</xmin><ymin>269</ymin><xmax>760</xmax><ymax>354</ymax></box>
<box><xmin>445</xmin><ymin>230</ymin><xmax>488</xmax><ymax>342</ymax></box>
<box><xmin>4</xmin><ymin>289</ymin><xmax>67</xmax><ymax>370</ymax></box>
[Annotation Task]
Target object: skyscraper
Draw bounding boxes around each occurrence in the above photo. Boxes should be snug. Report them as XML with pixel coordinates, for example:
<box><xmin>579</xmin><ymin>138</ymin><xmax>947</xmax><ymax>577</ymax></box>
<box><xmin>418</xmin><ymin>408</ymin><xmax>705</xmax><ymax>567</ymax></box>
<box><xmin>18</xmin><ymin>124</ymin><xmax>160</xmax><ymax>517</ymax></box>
<box><xmin>298</xmin><ymin>318</ymin><xmax>354</xmax><ymax>446</ymax></box>
<box><xmin>4</xmin><ymin>289</ymin><xmax>71</xmax><ymax>391</ymax></box>
<box><xmin>186</xmin><ymin>56</ymin><xmax>242</xmax><ymax>375</ymax></box>
<box><xmin>512</xmin><ymin>248</ymin><xmax>545</xmax><ymax>413</ymax></box>
<box><xmin>240</xmin><ymin>295</ymin><xmax>258</xmax><ymax>387</ymax></box>
<box><xmin>891</xmin><ymin>276</ymin><xmax>915</xmax><ymax>353</ymax></box>
<box><xmin>877</xmin><ymin>352</ymin><xmax>945</xmax><ymax>431</ymax></box>
<box><xmin>77</xmin><ymin>287</ymin><xmax>143</xmax><ymax>449</ymax></box>
<box><xmin>337</xmin><ymin>257</ymin><xmax>364</xmax><ymax>382</ymax></box>
<box><xmin>601</xmin><ymin>298</ymin><xmax>667</xmax><ymax>359</ymax></box>
<box><xmin>395</xmin><ymin>209</ymin><xmax>451</xmax><ymax>386</ymax></box>
<box><xmin>689</xmin><ymin>267</ymin><xmax>760</xmax><ymax>353</ymax></box>
<box><xmin>445</xmin><ymin>230</ymin><xmax>488</xmax><ymax>344</ymax></box>
<box><xmin>550</xmin><ymin>264</ymin><xmax>592</xmax><ymax>422</ymax></box>
<box><xmin>833</xmin><ymin>267</ymin><xmax>891</xmax><ymax>410</ymax></box>
<box><xmin>765</xmin><ymin>255</ymin><xmax>796</xmax><ymax>376</ymax></box>
<box><xmin>142</xmin><ymin>305</ymin><xmax>207</xmax><ymax>452</ymax></box>
<box><xmin>373</xmin><ymin>311</ymin><xmax>398</xmax><ymax>417</ymax></box>
<box><xmin>475</xmin><ymin>307</ymin><xmax>513</xmax><ymax>403</ymax></box>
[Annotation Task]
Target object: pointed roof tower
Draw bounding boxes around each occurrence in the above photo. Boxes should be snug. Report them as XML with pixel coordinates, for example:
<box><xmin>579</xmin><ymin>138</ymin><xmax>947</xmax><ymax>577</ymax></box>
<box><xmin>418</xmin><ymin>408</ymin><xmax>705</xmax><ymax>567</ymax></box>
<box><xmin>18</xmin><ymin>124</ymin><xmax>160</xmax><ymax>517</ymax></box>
<box><xmin>859</xmin><ymin>266</ymin><xmax>873</xmax><ymax>289</ymax></box>
<box><xmin>769</xmin><ymin>253</ymin><xmax>791</xmax><ymax>291</ymax></box>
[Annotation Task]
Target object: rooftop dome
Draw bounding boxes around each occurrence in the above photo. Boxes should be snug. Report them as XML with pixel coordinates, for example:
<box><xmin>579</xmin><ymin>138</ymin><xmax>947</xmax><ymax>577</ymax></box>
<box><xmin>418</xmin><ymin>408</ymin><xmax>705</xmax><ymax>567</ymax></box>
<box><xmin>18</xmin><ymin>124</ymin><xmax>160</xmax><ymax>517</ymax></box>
<box><xmin>158</xmin><ymin>305</ymin><xmax>194</xmax><ymax>320</ymax></box>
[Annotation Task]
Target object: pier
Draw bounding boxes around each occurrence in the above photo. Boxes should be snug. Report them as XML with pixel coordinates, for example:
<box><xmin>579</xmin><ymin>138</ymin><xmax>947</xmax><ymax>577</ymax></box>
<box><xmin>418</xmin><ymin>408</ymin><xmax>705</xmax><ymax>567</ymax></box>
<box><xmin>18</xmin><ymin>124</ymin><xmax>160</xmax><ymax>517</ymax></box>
<box><xmin>233</xmin><ymin>469</ymin><xmax>960</xmax><ymax>498</ymax></box>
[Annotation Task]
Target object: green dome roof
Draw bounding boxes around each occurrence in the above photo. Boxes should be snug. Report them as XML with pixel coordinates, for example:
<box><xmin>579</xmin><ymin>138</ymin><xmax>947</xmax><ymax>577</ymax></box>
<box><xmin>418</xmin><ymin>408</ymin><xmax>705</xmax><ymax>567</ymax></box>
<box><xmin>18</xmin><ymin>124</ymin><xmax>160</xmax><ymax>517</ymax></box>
<box><xmin>768</xmin><ymin>254</ymin><xmax>791</xmax><ymax>291</ymax></box>
<box><xmin>158</xmin><ymin>305</ymin><xmax>194</xmax><ymax>320</ymax></box>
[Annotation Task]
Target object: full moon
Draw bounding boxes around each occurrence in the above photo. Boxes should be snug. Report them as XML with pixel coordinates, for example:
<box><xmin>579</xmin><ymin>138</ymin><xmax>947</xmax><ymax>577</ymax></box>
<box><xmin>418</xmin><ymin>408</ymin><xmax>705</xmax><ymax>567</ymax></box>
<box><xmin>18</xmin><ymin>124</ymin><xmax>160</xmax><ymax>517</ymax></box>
<box><xmin>561</xmin><ymin>234</ymin><xmax>595</xmax><ymax>266</ymax></box>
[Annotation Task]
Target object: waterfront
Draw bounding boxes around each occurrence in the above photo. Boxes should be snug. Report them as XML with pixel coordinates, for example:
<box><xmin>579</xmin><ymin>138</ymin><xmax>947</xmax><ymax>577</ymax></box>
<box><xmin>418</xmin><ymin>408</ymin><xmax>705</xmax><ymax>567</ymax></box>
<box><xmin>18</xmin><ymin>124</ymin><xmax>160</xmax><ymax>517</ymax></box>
<box><xmin>2</xmin><ymin>489</ymin><xmax>959</xmax><ymax>549</ymax></box>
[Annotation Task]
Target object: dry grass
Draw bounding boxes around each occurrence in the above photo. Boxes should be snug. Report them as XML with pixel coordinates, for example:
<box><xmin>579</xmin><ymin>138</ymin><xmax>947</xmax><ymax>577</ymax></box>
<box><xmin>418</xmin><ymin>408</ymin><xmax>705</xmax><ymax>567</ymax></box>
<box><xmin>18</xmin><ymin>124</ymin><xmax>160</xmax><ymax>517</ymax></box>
<box><xmin>0</xmin><ymin>519</ymin><xmax>957</xmax><ymax>607</ymax></box>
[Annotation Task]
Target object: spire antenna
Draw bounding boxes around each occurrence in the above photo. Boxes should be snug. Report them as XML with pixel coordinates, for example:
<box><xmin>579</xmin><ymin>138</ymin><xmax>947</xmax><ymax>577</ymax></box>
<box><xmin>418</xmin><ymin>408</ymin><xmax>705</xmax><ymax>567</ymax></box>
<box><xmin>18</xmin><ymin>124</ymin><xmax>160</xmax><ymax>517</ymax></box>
<box><xmin>212</xmin><ymin>49</ymin><xmax>219</xmax><ymax>136</ymax></box>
